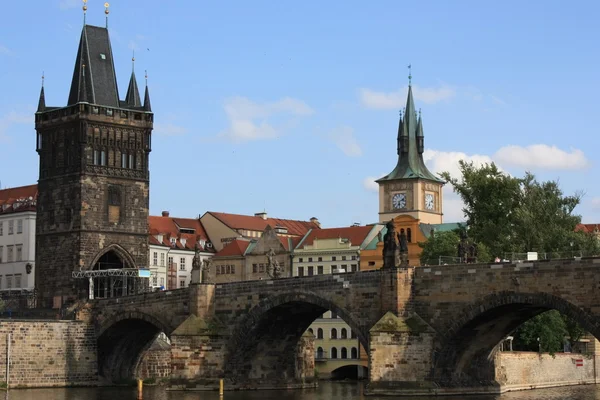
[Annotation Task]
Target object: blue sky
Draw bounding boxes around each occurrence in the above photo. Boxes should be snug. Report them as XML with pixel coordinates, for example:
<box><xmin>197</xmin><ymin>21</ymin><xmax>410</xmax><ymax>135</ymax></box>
<box><xmin>1</xmin><ymin>1</ymin><xmax>599</xmax><ymax>227</ymax></box>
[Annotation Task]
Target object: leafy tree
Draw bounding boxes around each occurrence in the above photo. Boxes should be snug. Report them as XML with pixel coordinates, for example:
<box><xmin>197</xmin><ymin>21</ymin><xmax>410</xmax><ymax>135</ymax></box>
<box><xmin>418</xmin><ymin>230</ymin><xmax>491</xmax><ymax>265</ymax></box>
<box><xmin>512</xmin><ymin>310</ymin><xmax>567</xmax><ymax>353</ymax></box>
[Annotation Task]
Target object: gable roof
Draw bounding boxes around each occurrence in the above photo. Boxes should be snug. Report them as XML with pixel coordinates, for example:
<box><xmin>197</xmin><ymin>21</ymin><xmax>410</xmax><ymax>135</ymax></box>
<box><xmin>207</xmin><ymin>211</ymin><xmax>319</xmax><ymax>236</ymax></box>
<box><xmin>148</xmin><ymin>215</ymin><xmax>213</xmax><ymax>252</ymax></box>
<box><xmin>576</xmin><ymin>223</ymin><xmax>600</xmax><ymax>234</ymax></box>
<box><xmin>214</xmin><ymin>239</ymin><xmax>251</xmax><ymax>257</ymax></box>
<box><xmin>297</xmin><ymin>225</ymin><xmax>374</xmax><ymax>249</ymax></box>
<box><xmin>0</xmin><ymin>184</ymin><xmax>38</xmax><ymax>215</ymax></box>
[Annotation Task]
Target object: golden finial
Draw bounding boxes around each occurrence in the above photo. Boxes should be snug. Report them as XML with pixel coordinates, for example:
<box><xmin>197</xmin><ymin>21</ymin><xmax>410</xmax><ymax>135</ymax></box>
<box><xmin>82</xmin><ymin>0</ymin><xmax>88</xmax><ymax>24</ymax></box>
<box><xmin>145</xmin><ymin>70</ymin><xmax>148</xmax><ymax>86</ymax></box>
<box><xmin>42</xmin><ymin>72</ymin><xmax>45</xmax><ymax>88</ymax></box>
<box><xmin>104</xmin><ymin>2</ymin><xmax>110</xmax><ymax>14</ymax></box>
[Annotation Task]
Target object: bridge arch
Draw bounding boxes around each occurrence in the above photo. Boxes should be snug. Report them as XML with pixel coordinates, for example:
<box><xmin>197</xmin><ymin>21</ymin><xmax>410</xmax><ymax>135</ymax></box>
<box><xmin>432</xmin><ymin>291</ymin><xmax>600</xmax><ymax>386</ymax></box>
<box><xmin>96</xmin><ymin>310</ymin><xmax>174</xmax><ymax>382</ymax></box>
<box><xmin>224</xmin><ymin>291</ymin><xmax>367</xmax><ymax>383</ymax></box>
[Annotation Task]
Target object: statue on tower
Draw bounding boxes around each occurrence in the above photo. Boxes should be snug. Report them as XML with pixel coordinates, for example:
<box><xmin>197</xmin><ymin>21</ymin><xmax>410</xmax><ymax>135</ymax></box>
<box><xmin>266</xmin><ymin>248</ymin><xmax>283</xmax><ymax>279</ymax></box>
<box><xmin>397</xmin><ymin>229</ymin><xmax>409</xmax><ymax>266</ymax></box>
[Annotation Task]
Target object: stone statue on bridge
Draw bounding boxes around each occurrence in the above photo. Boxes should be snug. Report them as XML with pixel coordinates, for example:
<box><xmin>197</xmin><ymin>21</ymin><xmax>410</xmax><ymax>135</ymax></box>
<box><xmin>266</xmin><ymin>248</ymin><xmax>283</xmax><ymax>279</ymax></box>
<box><xmin>383</xmin><ymin>220</ymin><xmax>398</xmax><ymax>269</ymax></box>
<box><xmin>201</xmin><ymin>258</ymin><xmax>212</xmax><ymax>283</ymax></box>
<box><xmin>398</xmin><ymin>229</ymin><xmax>409</xmax><ymax>266</ymax></box>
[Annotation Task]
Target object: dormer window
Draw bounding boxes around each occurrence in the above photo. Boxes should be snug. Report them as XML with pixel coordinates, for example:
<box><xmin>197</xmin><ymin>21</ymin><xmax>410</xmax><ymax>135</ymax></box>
<box><xmin>170</xmin><ymin>238</ymin><xmax>177</xmax><ymax>247</ymax></box>
<box><xmin>100</xmin><ymin>54</ymin><xmax>106</xmax><ymax>60</ymax></box>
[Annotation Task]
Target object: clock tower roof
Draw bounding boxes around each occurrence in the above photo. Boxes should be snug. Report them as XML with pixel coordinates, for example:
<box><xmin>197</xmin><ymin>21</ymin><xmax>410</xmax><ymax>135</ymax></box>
<box><xmin>376</xmin><ymin>84</ymin><xmax>443</xmax><ymax>184</ymax></box>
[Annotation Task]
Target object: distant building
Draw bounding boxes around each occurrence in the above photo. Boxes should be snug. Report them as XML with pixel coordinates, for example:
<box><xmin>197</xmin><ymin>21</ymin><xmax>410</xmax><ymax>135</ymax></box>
<box><xmin>0</xmin><ymin>185</ymin><xmax>38</xmax><ymax>291</ymax></box>
<box><xmin>148</xmin><ymin>211</ymin><xmax>214</xmax><ymax>290</ymax></box>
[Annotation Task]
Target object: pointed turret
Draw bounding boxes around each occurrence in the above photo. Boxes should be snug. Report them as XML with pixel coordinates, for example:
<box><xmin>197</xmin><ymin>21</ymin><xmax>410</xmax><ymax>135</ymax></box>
<box><xmin>143</xmin><ymin>85</ymin><xmax>152</xmax><ymax>112</ymax></box>
<box><xmin>377</xmin><ymin>79</ymin><xmax>442</xmax><ymax>184</ymax></box>
<box><xmin>125</xmin><ymin>71</ymin><xmax>141</xmax><ymax>107</ymax></box>
<box><xmin>37</xmin><ymin>86</ymin><xmax>46</xmax><ymax>113</ymax></box>
<box><xmin>68</xmin><ymin>25</ymin><xmax>120</xmax><ymax>107</ymax></box>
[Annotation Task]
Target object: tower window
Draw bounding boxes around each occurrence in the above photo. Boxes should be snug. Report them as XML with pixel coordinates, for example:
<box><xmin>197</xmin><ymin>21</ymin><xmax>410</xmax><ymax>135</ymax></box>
<box><xmin>407</xmin><ymin>228</ymin><xmax>412</xmax><ymax>243</ymax></box>
<box><xmin>100</xmin><ymin>54</ymin><xmax>106</xmax><ymax>60</ymax></box>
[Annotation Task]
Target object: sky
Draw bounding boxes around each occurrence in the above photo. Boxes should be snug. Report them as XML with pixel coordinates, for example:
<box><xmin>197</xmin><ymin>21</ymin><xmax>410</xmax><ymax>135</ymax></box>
<box><xmin>1</xmin><ymin>1</ymin><xmax>599</xmax><ymax>228</ymax></box>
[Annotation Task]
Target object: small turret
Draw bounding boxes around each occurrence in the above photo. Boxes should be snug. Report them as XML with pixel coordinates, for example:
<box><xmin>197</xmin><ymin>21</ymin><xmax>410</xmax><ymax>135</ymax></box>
<box><xmin>416</xmin><ymin>109</ymin><xmax>424</xmax><ymax>154</ymax></box>
<box><xmin>143</xmin><ymin>70</ymin><xmax>152</xmax><ymax>112</ymax></box>
<box><xmin>37</xmin><ymin>75</ymin><xmax>46</xmax><ymax>113</ymax></box>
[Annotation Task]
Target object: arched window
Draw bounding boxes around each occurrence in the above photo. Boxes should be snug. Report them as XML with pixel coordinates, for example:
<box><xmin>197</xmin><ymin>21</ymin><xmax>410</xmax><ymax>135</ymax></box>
<box><xmin>341</xmin><ymin>347</ymin><xmax>348</xmax><ymax>359</ymax></box>
<box><xmin>317</xmin><ymin>347</ymin><xmax>324</xmax><ymax>359</ymax></box>
<box><xmin>331</xmin><ymin>347</ymin><xmax>338</xmax><ymax>359</ymax></box>
<box><xmin>341</xmin><ymin>328</ymin><xmax>348</xmax><ymax>339</ymax></box>
<box><xmin>331</xmin><ymin>328</ymin><xmax>338</xmax><ymax>339</ymax></box>
<box><xmin>317</xmin><ymin>328</ymin><xmax>323</xmax><ymax>339</ymax></box>
<box><xmin>407</xmin><ymin>228</ymin><xmax>412</xmax><ymax>243</ymax></box>
<box><xmin>351</xmin><ymin>347</ymin><xmax>358</xmax><ymax>359</ymax></box>
<box><xmin>308</xmin><ymin>328</ymin><xmax>314</xmax><ymax>335</ymax></box>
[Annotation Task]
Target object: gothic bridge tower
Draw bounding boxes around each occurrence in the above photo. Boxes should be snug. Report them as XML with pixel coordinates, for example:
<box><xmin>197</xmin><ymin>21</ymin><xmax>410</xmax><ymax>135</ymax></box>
<box><xmin>376</xmin><ymin>77</ymin><xmax>444</xmax><ymax>223</ymax></box>
<box><xmin>34</xmin><ymin>16</ymin><xmax>153</xmax><ymax>307</ymax></box>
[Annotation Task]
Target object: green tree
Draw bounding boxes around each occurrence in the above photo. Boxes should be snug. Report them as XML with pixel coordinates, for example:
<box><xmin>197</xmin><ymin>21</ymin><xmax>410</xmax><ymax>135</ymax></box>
<box><xmin>418</xmin><ymin>230</ymin><xmax>492</xmax><ymax>265</ymax></box>
<box><xmin>512</xmin><ymin>310</ymin><xmax>567</xmax><ymax>353</ymax></box>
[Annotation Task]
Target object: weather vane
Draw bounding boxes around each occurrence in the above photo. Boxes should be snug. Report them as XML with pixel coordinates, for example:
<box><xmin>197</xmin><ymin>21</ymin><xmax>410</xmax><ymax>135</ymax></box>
<box><xmin>105</xmin><ymin>2</ymin><xmax>110</xmax><ymax>28</ymax></box>
<box><xmin>82</xmin><ymin>0</ymin><xmax>88</xmax><ymax>24</ymax></box>
<box><xmin>408</xmin><ymin>64</ymin><xmax>412</xmax><ymax>86</ymax></box>
<box><xmin>42</xmin><ymin>72</ymin><xmax>45</xmax><ymax>88</ymax></box>
<box><xmin>132</xmin><ymin>50</ymin><xmax>135</xmax><ymax>72</ymax></box>
<box><xmin>145</xmin><ymin>70</ymin><xmax>148</xmax><ymax>86</ymax></box>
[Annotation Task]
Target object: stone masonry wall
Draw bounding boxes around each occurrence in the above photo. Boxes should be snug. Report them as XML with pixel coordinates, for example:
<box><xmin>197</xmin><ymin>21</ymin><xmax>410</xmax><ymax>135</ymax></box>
<box><xmin>0</xmin><ymin>320</ymin><xmax>97</xmax><ymax>388</ymax></box>
<box><xmin>137</xmin><ymin>344</ymin><xmax>171</xmax><ymax>380</ymax></box>
<box><xmin>495</xmin><ymin>352</ymin><xmax>596</xmax><ymax>390</ymax></box>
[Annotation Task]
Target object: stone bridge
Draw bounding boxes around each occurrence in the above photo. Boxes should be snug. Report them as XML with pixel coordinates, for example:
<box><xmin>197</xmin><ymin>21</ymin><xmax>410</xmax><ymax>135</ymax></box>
<box><xmin>87</xmin><ymin>257</ymin><xmax>600</xmax><ymax>394</ymax></box>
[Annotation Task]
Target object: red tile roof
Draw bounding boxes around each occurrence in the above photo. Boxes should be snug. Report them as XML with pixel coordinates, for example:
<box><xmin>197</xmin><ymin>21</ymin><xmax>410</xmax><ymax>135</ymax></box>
<box><xmin>576</xmin><ymin>223</ymin><xmax>600</xmax><ymax>234</ymax></box>
<box><xmin>0</xmin><ymin>184</ymin><xmax>38</xmax><ymax>215</ymax></box>
<box><xmin>207</xmin><ymin>211</ymin><xmax>319</xmax><ymax>237</ymax></box>
<box><xmin>148</xmin><ymin>215</ymin><xmax>213</xmax><ymax>252</ymax></box>
<box><xmin>297</xmin><ymin>225</ymin><xmax>374</xmax><ymax>249</ymax></box>
<box><xmin>214</xmin><ymin>239</ymin><xmax>251</xmax><ymax>257</ymax></box>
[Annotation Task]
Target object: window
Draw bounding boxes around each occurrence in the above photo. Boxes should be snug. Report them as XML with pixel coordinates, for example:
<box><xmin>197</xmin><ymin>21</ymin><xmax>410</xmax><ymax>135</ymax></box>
<box><xmin>101</xmin><ymin>150</ymin><xmax>106</xmax><ymax>166</ymax></box>
<box><xmin>93</xmin><ymin>149</ymin><xmax>99</xmax><ymax>165</ymax></box>
<box><xmin>0</xmin><ymin>222</ymin><xmax>3</xmax><ymax>236</ymax></box>
<box><xmin>341</xmin><ymin>264</ymin><xmax>348</xmax><ymax>271</ymax></box>
<box><xmin>121</xmin><ymin>153</ymin><xmax>128</xmax><ymax>168</ymax></box>
<box><xmin>331</xmin><ymin>328</ymin><xmax>338</xmax><ymax>339</ymax></box>
<box><xmin>7</xmin><ymin>275</ymin><xmax>13</xmax><ymax>289</ymax></box>
<box><xmin>308</xmin><ymin>266</ymin><xmax>314</xmax><ymax>276</ymax></box>
<box><xmin>317</xmin><ymin>347</ymin><xmax>324</xmax><ymax>359</ymax></box>
<box><xmin>351</xmin><ymin>264</ymin><xmax>358</xmax><ymax>272</ymax></box>
<box><xmin>341</xmin><ymin>328</ymin><xmax>348</xmax><ymax>339</ymax></box>
<box><xmin>258</xmin><ymin>263</ymin><xmax>264</xmax><ymax>273</ymax></box>
<box><xmin>351</xmin><ymin>255</ymin><xmax>357</xmax><ymax>261</ymax></box>
<box><xmin>168</xmin><ymin>256</ymin><xmax>173</xmax><ymax>266</ymax></box>
<box><xmin>351</xmin><ymin>347</ymin><xmax>358</xmax><ymax>359</ymax></box>
<box><xmin>331</xmin><ymin>311</ymin><xmax>338</xmax><ymax>319</ymax></box>
<box><xmin>330</xmin><ymin>347</ymin><xmax>338</xmax><ymax>359</ymax></box>
<box><xmin>317</xmin><ymin>266</ymin><xmax>323</xmax><ymax>274</ymax></box>
<box><xmin>8</xmin><ymin>220</ymin><xmax>14</xmax><ymax>235</ymax></box>
<box><xmin>308</xmin><ymin>257</ymin><xmax>313</xmax><ymax>262</ymax></box>
<box><xmin>180</xmin><ymin>258</ymin><xmax>186</xmax><ymax>270</ymax></box>
<box><xmin>298</xmin><ymin>258</ymin><xmax>303</xmax><ymax>263</ymax></box>
<box><xmin>298</xmin><ymin>266</ymin><xmax>304</xmax><ymax>277</ymax></box>
<box><xmin>180</xmin><ymin>280</ymin><xmax>185</xmax><ymax>288</ymax></box>
<box><xmin>331</xmin><ymin>265</ymin><xmax>337</xmax><ymax>271</ymax></box>
<box><xmin>308</xmin><ymin>328</ymin><xmax>313</xmax><ymax>335</ymax></box>
<box><xmin>368</xmin><ymin>261</ymin><xmax>375</xmax><ymax>266</ymax></box>
<box><xmin>129</xmin><ymin>154</ymin><xmax>135</xmax><ymax>169</ymax></box>
<box><xmin>160</xmin><ymin>277</ymin><xmax>165</xmax><ymax>286</ymax></box>
<box><xmin>14</xmin><ymin>274</ymin><xmax>21</xmax><ymax>288</ymax></box>
<box><xmin>231</xmin><ymin>265</ymin><xmax>236</xmax><ymax>274</ymax></box>
<box><xmin>317</xmin><ymin>328</ymin><xmax>323</xmax><ymax>339</ymax></box>
<box><xmin>7</xmin><ymin>246</ymin><xmax>13</xmax><ymax>262</ymax></box>
<box><xmin>342</xmin><ymin>256</ymin><xmax>347</xmax><ymax>261</ymax></box>
<box><xmin>160</xmin><ymin>253</ymin><xmax>165</xmax><ymax>266</ymax></box>
<box><xmin>252</xmin><ymin>263</ymin><xmax>258</xmax><ymax>273</ymax></box>
<box><xmin>153</xmin><ymin>252</ymin><xmax>158</xmax><ymax>265</ymax></box>
<box><xmin>341</xmin><ymin>347</ymin><xmax>348</xmax><ymax>359</ymax></box>
<box><xmin>318</xmin><ymin>257</ymin><xmax>322</xmax><ymax>262</ymax></box>
<box><xmin>407</xmin><ymin>228</ymin><xmax>412</xmax><ymax>243</ymax></box>
<box><xmin>332</xmin><ymin>256</ymin><xmax>336</xmax><ymax>261</ymax></box>
<box><xmin>226</xmin><ymin>265</ymin><xmax>231</xmax><ymax>274</ymax></box>
<box><xmin>16</xmin><ymin>219</ymin><xmax>22</xmax><ymax>234</ymax></box>
<box><xmin>152</xmin><ymin>275</ymin><xmax>157</xmax><ymax>286</ymax></box>
<box><xmin>16</xmin><ymin>245</ymin><xmax>22</xmax><ymax>262</ymax></box>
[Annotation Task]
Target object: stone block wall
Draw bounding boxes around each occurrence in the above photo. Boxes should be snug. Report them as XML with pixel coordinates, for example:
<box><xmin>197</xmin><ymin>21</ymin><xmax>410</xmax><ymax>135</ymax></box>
<box><xmin>137</xmin><ymin>339</ymin><xmax>171</xmax><ymax>380</ymax></box>
<box><xmin>495</xmin><ymin>352</ymin><xmax>596</xmax><ymax>391</ymax></box>
<box><xmin>295</xmin><ymin>333</ymin><xmax>315</xmax><ymax>381</ymax></box>
<box><xmin>0</xmin><ymin>320</ymin><xmax>97</xmax><ymax>388</ymax></box>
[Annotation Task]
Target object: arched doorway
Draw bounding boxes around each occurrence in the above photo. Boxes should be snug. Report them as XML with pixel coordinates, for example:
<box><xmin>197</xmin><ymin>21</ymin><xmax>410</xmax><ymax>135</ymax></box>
<box><xmin>90</xmin><ymin>246</ymin><xmax>138</xmax><ymax>298</ymax></box>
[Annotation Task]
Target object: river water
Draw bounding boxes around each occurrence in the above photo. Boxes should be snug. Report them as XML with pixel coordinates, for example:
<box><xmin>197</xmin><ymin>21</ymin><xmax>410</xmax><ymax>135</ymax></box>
<box><xmin>4</xmin><ymin>382</ymin><xmax>600</xmax><ymax>400</ymax></box>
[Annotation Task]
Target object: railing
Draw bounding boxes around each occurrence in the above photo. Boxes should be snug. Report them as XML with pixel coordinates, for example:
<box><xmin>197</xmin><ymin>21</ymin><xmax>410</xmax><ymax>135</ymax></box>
<box><xmin>502</xmin><ymin>251</ymin><xmax>599</xmax><ymax>263</ymax></box>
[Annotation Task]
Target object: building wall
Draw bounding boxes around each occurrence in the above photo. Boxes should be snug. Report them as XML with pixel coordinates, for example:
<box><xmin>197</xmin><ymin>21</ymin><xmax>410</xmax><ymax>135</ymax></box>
<box><xmin>148</xmin><ymin>244</ymin><xmax>212</xmax><ymax>289</ymax></box>
<box><xmin>0</xmin><ymin>211</ymin><xmax>36</xmax><ymax>290</ymax></box>
<box><xmin>200</xmin><ymin>213</ymin><xmax>240</xmax><ymax>252</ymax></box>
<box><xmin>0</xmin><ymin>320</ymin><xmax>97</xmax><ymax>388</ymax></box>
<box><xmin>495</xmin><ymin>352</ymin><xmax>597</xmax><ymax>391</ymax></box>
<box><xmin>211</xmin><ymin>256</ymin><xmax>245</xmax><ymax>283</ymax></box>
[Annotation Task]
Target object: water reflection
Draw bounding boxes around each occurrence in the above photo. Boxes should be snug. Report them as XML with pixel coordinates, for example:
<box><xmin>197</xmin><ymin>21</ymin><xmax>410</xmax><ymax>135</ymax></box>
<box><xmin>3</xmin><ymin>382</ymin><xmax>600</xmax><ymax>400</ymax></box>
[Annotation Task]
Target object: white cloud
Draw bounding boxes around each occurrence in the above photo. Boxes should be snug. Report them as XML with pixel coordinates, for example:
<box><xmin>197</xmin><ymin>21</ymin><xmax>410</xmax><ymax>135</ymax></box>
<box><xmin>329</xmin><ymin>126</ymin><xmax>362</xmax><ymax>157</ymax></box>
<box><xmin>0</xmin><ymin>45</ymin><xmax>11</xmax><ymax>56</ymax></box>
<box><xmin>359</xmin><ymin>84</ymin><xmax>456</xmax><ymax>109</ymax></box>
<box><xmin>494</xmin><ymin>144</ymin><xmax>589</xmax><ymax>170</ymax></box>
<box><xmin>0</xmin><ymin>111</ymin><xmax>31</xmax><ymax>141</ymax></box>
<box><xmin>59</xmin><ymin>0</ymin><xmax>80</xmax><ymax>10</ymax></box>
<box><xmin>218</xmin><ymin>96</ymin><xmax>313</xmax><ymax>143</ymax></box>
<box><xmin>362</xmin><ymin>176</ymin><xmax>380</xmax><ymax>192</ymax></box>
<box><xmin>423</xmin><ymin>149</ymin><xmax>494</xmax><ymax>179</ymax></box>
<box><xmin>153</xmin><ymin>123</ymin><xmax>188</xmax><ymax>136</ymax></box>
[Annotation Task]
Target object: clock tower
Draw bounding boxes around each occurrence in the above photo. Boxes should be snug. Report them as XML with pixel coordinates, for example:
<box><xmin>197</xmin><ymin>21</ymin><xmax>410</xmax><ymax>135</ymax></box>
<box><xmin>376</xmin><ymin>81</ymin><xmax>444</xmax><ymax>223</ymax></box>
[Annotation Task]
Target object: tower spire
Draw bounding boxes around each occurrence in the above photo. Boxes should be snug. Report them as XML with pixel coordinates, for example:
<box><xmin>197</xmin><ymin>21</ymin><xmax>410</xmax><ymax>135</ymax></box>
<box><xmin>143</xmin><ymin>70</ymin><xmax>152</xmax><ymax>112</ymax></box>
<box><xmin>125</xmin><ymin>53</ymin><xmax>141</xmax><ymax>107</ymax></box>
<box><xmin>37</xmin><ymin>72</ymin><xmax>46</xmax><ymax>112</ymax></box>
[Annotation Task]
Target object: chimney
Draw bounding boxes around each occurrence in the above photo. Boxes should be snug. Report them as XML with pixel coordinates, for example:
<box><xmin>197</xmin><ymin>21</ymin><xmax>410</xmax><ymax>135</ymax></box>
<box><xmin>162</xmin><ymin>211</ymin><xmax>170</xmax><ymax>217</ymax></box>
<box><xmin>255</xmin><ymin>211</ymin><xmax>268</xmax><ymax>220</ymax></box>
<box><xmin>310</xmin><ymin>217</ymin><xmax>321</xmax><ymax>228</ymax></box>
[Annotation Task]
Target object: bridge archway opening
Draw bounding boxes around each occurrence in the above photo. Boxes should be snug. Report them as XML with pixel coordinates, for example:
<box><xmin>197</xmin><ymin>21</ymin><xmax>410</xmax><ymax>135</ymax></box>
<box><xmin>97</xmin><ymin>315</ymin><xmax>169</xmax><ymax>383</ymax></box>
<box><xmin>331</xmin><ymin>364</ymin><xmax>369</xmax><ymax>381</ymax></box>
<box><xmin>225</xmin><ymin>293</ymin><xmax>367</xmax><ymax>384</ymax></box>
<box><xmin>433</xmin><ymin>293</ymin><xmax>600</xmax><ymax>386</ymax></box>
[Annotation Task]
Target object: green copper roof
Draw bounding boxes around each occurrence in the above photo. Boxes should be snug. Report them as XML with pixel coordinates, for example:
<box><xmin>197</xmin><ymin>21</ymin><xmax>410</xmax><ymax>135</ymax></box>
<box><xmin>376</xmin><ymin>86</ymin><xmax>444</xmax><ymax>184</ymax></box>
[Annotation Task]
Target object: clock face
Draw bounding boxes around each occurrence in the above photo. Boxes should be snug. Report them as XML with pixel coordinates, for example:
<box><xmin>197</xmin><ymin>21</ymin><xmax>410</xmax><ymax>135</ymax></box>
<box><xmin>425</xmin><ymin>193</ymin><xmax>434</xmax><ymax>210</ymax></box>
<box><xmin>392</xmin><ymin>193</ymin><xmax>407</xmax><ymax>209</ymax></box>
